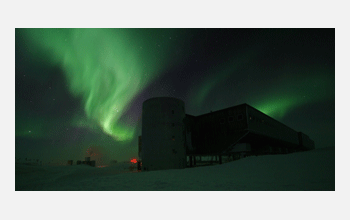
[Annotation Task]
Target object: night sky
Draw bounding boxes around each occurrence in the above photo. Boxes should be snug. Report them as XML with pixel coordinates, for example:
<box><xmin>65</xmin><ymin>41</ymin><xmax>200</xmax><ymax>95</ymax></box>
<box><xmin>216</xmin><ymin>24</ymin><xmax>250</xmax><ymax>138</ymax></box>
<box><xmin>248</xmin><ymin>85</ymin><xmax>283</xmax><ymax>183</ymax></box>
<box><xmin>15</xmin><ymin>28</ymin><xmax>335</xmax><ymax>165</ymax></box>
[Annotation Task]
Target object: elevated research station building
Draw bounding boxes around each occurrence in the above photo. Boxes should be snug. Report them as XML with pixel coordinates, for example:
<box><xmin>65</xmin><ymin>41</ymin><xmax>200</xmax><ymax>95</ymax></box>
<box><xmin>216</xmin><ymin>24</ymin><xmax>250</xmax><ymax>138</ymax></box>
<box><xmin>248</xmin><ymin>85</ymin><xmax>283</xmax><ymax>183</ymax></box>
<box><xmin>139</xmin><ymin>97</ymin><xmax>315</xmax><ymax>171</ymax></box>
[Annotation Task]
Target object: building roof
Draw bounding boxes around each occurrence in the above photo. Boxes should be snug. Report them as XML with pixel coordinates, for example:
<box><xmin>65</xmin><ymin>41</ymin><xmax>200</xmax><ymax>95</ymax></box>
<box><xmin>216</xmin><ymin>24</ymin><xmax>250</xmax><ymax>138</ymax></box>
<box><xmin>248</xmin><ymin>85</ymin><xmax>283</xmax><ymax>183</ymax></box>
<box><xmin>186</xmin><ymin>103</ymin><xmax>299</xmax><ymax>133</ymax></box>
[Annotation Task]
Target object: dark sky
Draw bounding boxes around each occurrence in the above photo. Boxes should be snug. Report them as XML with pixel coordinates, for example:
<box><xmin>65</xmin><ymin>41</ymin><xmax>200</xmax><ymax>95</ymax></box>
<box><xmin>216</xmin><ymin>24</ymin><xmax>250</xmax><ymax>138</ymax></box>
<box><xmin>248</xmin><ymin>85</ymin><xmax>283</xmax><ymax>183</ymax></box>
<box><xmin>15</xmin><ymin>28</ymin><xmax>335</xmax><ymax>165</ymax></box>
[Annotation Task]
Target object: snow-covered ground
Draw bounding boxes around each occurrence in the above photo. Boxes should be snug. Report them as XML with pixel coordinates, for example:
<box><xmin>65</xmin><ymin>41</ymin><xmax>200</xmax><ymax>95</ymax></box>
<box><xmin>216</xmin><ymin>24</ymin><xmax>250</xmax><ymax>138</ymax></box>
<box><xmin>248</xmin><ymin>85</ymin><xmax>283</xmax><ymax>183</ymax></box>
<box><xmin>15</xmin><ymin>147</ymin><xmax>335</xmax><ymax>191</ymax></box>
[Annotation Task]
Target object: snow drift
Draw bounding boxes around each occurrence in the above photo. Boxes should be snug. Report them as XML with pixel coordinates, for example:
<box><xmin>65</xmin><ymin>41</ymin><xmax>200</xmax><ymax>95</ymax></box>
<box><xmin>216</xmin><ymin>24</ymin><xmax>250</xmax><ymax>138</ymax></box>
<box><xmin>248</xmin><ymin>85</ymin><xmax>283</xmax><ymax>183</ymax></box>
<box><xmin>15</xmin><ymin>147</ymin><xmax>335</xmax><ymax>191</ymax></box>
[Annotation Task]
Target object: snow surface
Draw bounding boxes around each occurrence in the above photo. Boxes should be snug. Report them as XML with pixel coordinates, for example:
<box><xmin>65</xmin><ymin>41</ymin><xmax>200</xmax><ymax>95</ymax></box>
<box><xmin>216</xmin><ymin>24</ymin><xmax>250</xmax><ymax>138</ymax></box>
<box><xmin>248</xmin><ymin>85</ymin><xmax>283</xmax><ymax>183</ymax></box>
<box><xmin>15</xmin><ymin>147</ymin><xmax>335</xmax><ymax>191</ymax></box>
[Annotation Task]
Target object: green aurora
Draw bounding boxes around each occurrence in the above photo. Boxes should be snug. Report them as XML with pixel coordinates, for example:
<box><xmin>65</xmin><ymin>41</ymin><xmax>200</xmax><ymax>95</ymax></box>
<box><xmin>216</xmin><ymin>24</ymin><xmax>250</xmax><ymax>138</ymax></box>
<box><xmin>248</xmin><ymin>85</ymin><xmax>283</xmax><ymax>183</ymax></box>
<box><xmin>189</xmin><ymin>59</ymin><xmax>334</xmax><ymax>120</ymax></box>
<box><xmin>16</xmin><ymin>29</ymin><xmax>335</xmax><ymax>152</ymax></box>
<box><xmin>249</xmin><ymin>66</ymin><xmax>335</xmax><ymax>119</ymax></box>
<box><xmin>188</xmin><ymin>47</ymin><xmax>262</xmax><ymax>112</ymax></box>
<box><xmin>20</xmin><ymin>28</ymin><xmax>186</xmax><ymax>141</ymax></box>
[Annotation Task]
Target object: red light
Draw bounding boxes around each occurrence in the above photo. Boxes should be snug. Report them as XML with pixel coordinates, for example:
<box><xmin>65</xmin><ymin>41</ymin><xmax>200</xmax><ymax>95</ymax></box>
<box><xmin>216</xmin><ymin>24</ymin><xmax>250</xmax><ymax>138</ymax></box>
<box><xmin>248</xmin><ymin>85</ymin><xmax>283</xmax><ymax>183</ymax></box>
<box><xmin>130</xmin><ymin>159</ymin><xmax>137</xmax><ymax>164</ymax></box>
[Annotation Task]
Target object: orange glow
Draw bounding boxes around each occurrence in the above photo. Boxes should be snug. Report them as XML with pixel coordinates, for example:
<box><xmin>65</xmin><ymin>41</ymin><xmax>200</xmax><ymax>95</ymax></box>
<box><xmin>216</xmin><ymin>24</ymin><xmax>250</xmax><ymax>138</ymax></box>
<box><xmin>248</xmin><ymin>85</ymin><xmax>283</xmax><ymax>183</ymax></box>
<box><xmin>130</xmin><ymin>159</ymin><xmax>137</xmax><ymax>164</ymax></box>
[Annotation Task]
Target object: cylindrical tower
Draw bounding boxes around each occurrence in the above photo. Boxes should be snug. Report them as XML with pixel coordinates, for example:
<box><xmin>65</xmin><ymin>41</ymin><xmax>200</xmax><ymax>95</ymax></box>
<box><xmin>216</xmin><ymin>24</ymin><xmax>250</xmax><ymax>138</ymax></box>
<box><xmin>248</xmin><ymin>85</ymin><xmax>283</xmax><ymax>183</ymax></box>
<box><xmin>141</xmin><ymin>97</ymin><xmax>186</xmax><ymax>171</ymax></box>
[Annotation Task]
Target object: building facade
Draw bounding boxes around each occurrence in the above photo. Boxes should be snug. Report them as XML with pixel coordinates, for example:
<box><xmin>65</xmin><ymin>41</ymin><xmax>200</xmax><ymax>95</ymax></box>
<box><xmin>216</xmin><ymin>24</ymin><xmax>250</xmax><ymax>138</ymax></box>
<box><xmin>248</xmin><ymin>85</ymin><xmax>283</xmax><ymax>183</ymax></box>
<box><xmin>140</xmin><ymin>98</ymin><xmax>315</xmax><ymax>171</ymax></box>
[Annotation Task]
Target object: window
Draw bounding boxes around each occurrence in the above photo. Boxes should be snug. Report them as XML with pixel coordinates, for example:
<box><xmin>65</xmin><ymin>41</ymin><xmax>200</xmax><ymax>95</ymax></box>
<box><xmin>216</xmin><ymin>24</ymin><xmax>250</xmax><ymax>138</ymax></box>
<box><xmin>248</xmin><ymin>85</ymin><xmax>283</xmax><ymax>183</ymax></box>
<box><xmin>237</xmin><ymin>114</ymin><xmax>243</xmax><ymax>121</ymax></box>
<box><xmin>220</xmin><ymin>118</ymin><xmax>225</xmax><ymax>124</ymax></box>
<box><xmin>228</xmin><ymin>116</ymin><xmax>234</xmax><ymax>122</ymax></box>
<box><xmin>172</xmin><ymin>110</ymin><xmax>174</xmax><ymax>114</ymax></box>
<box><xmin>172</xmin><ymin>135</ymin><xmax>175</xmax><ymax>141</ymax></box>
<box><xmin>172</xmin><ymin>123</ymin><xmax>175</xmax><ymax>127</ymax></box>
